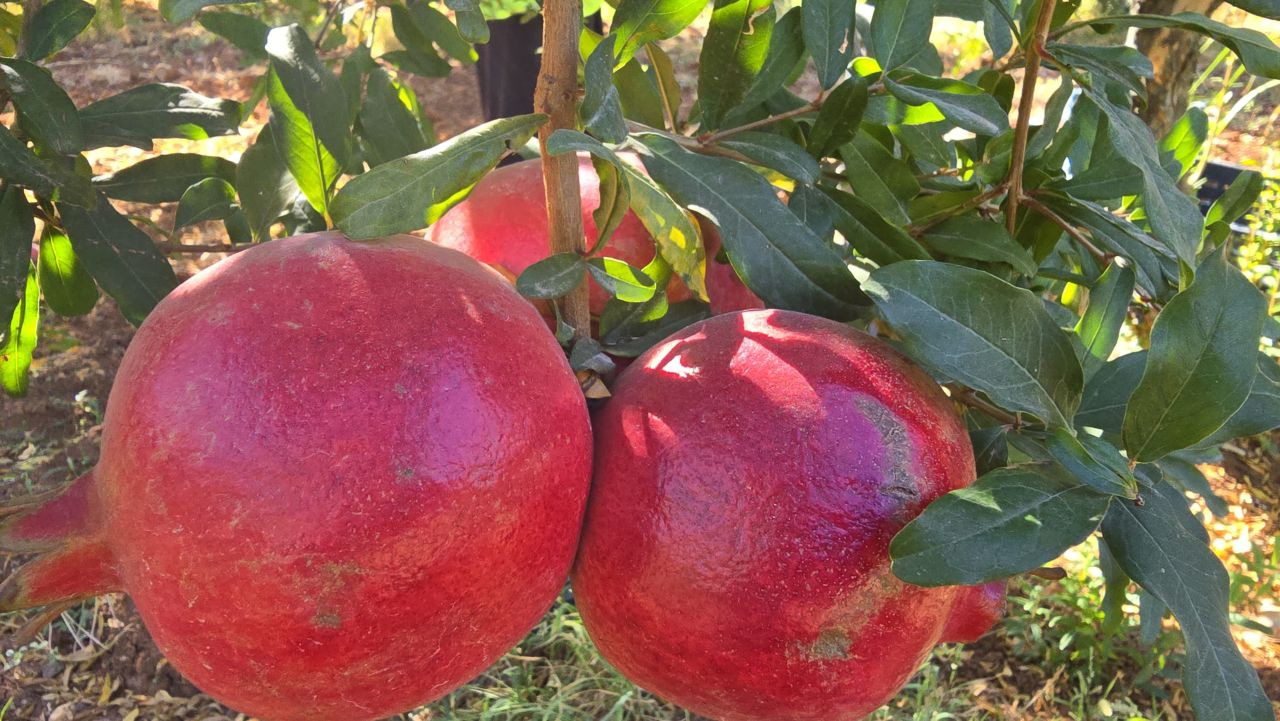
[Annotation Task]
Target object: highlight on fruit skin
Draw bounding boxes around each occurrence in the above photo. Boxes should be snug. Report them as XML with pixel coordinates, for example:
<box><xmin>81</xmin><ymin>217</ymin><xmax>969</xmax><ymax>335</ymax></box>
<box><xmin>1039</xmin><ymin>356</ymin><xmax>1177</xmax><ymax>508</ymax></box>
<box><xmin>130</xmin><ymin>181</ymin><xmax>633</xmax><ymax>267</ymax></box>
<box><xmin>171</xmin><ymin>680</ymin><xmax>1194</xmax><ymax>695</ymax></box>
<box><xmin>572</xmin><ymin>309</ymin><xmax>1003</xmax><ymax>721</ymax></box>
<box><xmin>0</xmin><ymin>231</ymin><xmax>594</xmax><ymax>721</ymax></box>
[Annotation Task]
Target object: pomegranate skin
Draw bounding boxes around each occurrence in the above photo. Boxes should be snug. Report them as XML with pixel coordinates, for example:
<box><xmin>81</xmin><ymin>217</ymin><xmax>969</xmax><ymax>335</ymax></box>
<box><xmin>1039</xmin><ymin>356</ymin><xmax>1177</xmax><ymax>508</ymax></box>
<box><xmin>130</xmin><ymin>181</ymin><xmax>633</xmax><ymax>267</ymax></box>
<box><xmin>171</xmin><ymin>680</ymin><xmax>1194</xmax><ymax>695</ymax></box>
<box><xmin>573</xmin><ymin>310</ymin><xmax>987</xmax><ymax>721</ymax></box>
<box><xmin>19</xmin><ymin>232</ymin><xmax>593</xmax><ymax>721</ymax></box>
<box><xmin>426</xmin><ymin>154</ymin><xmax>693</xmax><ymax>313</ymax></box>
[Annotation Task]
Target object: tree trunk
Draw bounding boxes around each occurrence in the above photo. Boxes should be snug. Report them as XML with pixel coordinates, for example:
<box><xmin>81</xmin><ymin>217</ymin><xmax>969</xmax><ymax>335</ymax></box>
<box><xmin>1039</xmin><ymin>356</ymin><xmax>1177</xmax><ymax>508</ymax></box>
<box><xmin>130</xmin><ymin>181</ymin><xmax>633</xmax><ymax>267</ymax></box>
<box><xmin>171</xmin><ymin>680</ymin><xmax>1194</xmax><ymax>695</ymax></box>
<box><xmin>1135</xmin><ymin>0</ymin><xmax>1224</xmax><ymax>138</ymax></box>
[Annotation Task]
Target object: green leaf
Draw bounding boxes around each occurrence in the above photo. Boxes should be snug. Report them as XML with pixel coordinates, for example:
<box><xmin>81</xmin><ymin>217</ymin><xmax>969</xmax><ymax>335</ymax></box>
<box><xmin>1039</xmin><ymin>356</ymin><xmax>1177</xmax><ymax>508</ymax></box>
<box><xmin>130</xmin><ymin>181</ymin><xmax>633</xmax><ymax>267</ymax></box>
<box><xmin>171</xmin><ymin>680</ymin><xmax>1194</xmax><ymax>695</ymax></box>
<box><xmin>58</xmin><ymin>196</ymin><xmax>178</xmax><ymax>326</ymax></box>
<box><xmin>802</xmin><ymin>0</ymin><xmax>855</xmax><ymax>89</ymax></box>
<box><xmin>266</xmin><ymin>80</ymin><xmax>339</xmax><ymax>216</ymax></box>
<box><xmin>601</xmin><ymin>298</ymin><xmax>711</xmax><ymax>357</ymax></box>
<box><xmin>788</xmin><ymin>183</ymin><xmax>836</xmax><ymax>240</ymax></box>
<box><xmin>80</xmin><ymin>84</ymin><xmax>241</xmax><ymax>150</ymax></box>
<box><xmin>1077</xmin><ymin>350</ymin><xmax>1145</xmax><ymax>435</ymax></box>
<box><xmin>37</xmin><ymin>225</ymin><xmax>97</xmax><ymax>316</ymax></box>
<box><xmin>1038</xmin><ymin>192</ymin><xmax>1171</xmax><ymax>296</ymax></box>
<box><xmin>380</xmin><ymin>47</ymin><xmax>451</xmax><ymax>78</ymax></box>
<box><xmin>0</xmin><ymin>186</ymin><xmax>35</xmax><ymax>331</ymax></box>
<box><xmin>358</xmin><ymin>68</ymin><xmax>431</xmax><ymax>167</ymax></box>
<box><xmin>581</xmin><ymin>29</ymin><xmax>664</xmax><ymax>128</ymax></box>
<box><xmin>884</xmin><ymin>71</ymin><xmax>1008</xmax><ymax>136</ymax></box>
<box><xmin>0</xmin><ymin>59</ymin><xmax>82</xmax><ymax>154</ymax></box>
<box><xmin>983</xmin><ymin>0</ymin><xmax>1015</xmax><ymax>60</ymax></box>
<box><xmin>1159</xmin><ymin>453</ymin><xmax>1228</xmax><ymax>517</ymax></box>
<box><xmin>718</xmin><ymin>131</ymin><xmax>820</xmax><ymax>184</ymax></box>
<box><xmin>890</xmin><ymin>464</ymin><xmax>1111</xmax><ymax>586</ymax></box>
<box><xmin>587</xmin><ymin>256</ymin><xmax>657</xmax><ymax>303</ymax></box>
<box><xmin>619</xmin><ymin>161</ymin><xmax>708</xmax><ymax>300</ymax></box>
<box><xmin>807</xmin><ymin>74</ymin><xmax>867</xmax><ymax>158</ymax></box>
<box><xmin>444</xmin><ymin>0</ymin><xmax>489</xmax><ymax>43</ymax></box>
<box><xmin>0</xmin><ymin>124</ymin><xmax>93</xmax><ymax>206</ymax></box>
<box><xmin>1075</xmin><ymin>261</ymin><xmax>1134</xmax><ymax>378</ymax></box>
<box><xmin>1225</xmin><ymin>0</ymin><xmax>1279</xmax><ymax>20</ymax></box>
<box><xmin>1049</xmin><ymin>157</ymin><xmax>1144</xmax><ymax>200</ymax></box>
<box><xmin>333</xmin><ymin>114</ymin><xmax>546</xmax><ymax>239</ymax></box>
<box><xmin>735</xmin><ymin>7</ymin><xmax>805</xmax><ymax>112</ymax></box>
<box><xmin>970</xmin><ymin>425</ymin><xmax>1009</xmax><ymax>476</ymax></box>
<box><xmin>1045</xmin><ymin>427</ymin><xmax>1138</xmax><ymax>498</ymax></box>
<box><xmin>1098</xmin><ymin>538</ymin><xmax>1130</xmax><ymax>633</ymax></box>
<box><xmin>544</xmin><ymin>129</ymin><xmax>632</xmax><ymax>254</ymax></box>
<box><xmin>198</xmin><ymin>11</ymin><xmax>269</xmax><ymax>58</ymax></box>
<box><xmin>838</xmin><ymin>134</ymin><xmax>919</xmax><ymax>224</ymax></box>
<box><xmin>23</xmin><ymin>0</ymin><xmax>94</xmax><ymax>61</ymax></box>
<box><xmin>865</xmin><ymin>261</ymin><xmax>1084</xmax><ymax>427</ymax></box>
<box><xmin>236</xmin><ymin>121</ymin><xmax>298</xmax><ymax>243</ymax></box>
<box><xmin>869</xmin><ymin>0</ymin><xmax>935</xmax><ymax>71</ymax></box>
<box><xmin>823</xmin><ymin>187</ymin><xmax>931</xmax><ymax>266</ymax></box>
<box><xmin>266</xmin><ymin>25</ymin><xmax>350</xmax><ymax>168</ymax></box>
<box><xmin>401</xmin><ymin>0</ymin><xmax>476</xmax><ymax>64</ymax></box>
<box><xmin>1205</xmin><ymin>170</ymin><xmax>1263</xmax><ymax>228</ymax></box>
<box><xmin>636</xmin><ymin>133</ymin><xmax>864</xmax><ymax>319</ymax></box>
<box><xmin>1123</xmin><ymin>247</ymin><xmax>1267</xmax><ymax>462</ymax></box>
<box><xmin>175</xmin><ymin>178</ymin><xmax>237</xmax><ymax>228</ymax></box>
<box><xmin>1159</xmin><ymin>107</ymin><xmax>1209</xmax><ymax>180</ymax></box>
<box><xmin>581</xmin><ymin>35</ymin><xmax>627</xmax><ymax>143</ymax></box>
<box><xmin>698</xmin><ymin>0</ymin><xmax>775</xmax><ymax>130</ymax></box>
<box><xmin>93</xmin><ymin>153</ymin><xmax>236</xmax><ymax>203</ymax></box>
<box><xmin>1</xmin><ymin>261</ymin><xmax>38</xmax><ymax>397</ymax></box>
<box><xmin>611</xmin><ymin>0</ymin><xmax>707</xmax><ymax>62</ymax></box>
<box><xmin>1082</xmin><ymin>12</ymin><xmax>1280</xmax><ymax>78</ymax></box>
<box><xmin>515</xmin><ymin>252</ymin><xmax>587</xmax><ymax>300</ymax></box>
<box><xmin>1049</xmin><ymin>43</ymin><xmax>1152</xmax><ymax>99</ymax></box>
<box><xmin>1102</xmin><ymin>484</ymin><xmax>1271</xmax><ymax>721</ymax></box>
<box><xmin>1194</xmin><ymin>355</ymin><xmax>1280</xmax><ymax>449</ymax></box>
<box><xmin>159</xmin><ymin>0</ymin><xmax>252</xmax><ymax>24</ymax></box>
<box><xmin>1082</xmin><ymin>89</ymin><xmax>1202</xmax><ymax>266</ymax></box>
<box><xmin>920</xmin><ymin>215</ymin><xmax>1037</xmax><ymax>276</ymax></box>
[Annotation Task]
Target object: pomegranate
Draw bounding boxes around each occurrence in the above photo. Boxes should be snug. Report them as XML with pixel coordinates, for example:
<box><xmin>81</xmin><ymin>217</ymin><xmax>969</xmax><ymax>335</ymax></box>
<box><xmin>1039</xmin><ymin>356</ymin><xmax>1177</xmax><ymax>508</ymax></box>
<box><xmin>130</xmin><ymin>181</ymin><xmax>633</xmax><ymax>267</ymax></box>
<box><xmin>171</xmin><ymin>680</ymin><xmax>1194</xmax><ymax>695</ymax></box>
<box><xmin>426</xmin><ymin>154</ymin><xmax>695</xmax><ymax>314</ymax></box>
<box><xmin>572</xmin><ymin>309</ymin><xmax>1003</xmax><ymax>721</ymax></box>
<box><xmin>0</xmin><ymin>232</ymin><xmax>593</xmax><ymax>721</ymax></box>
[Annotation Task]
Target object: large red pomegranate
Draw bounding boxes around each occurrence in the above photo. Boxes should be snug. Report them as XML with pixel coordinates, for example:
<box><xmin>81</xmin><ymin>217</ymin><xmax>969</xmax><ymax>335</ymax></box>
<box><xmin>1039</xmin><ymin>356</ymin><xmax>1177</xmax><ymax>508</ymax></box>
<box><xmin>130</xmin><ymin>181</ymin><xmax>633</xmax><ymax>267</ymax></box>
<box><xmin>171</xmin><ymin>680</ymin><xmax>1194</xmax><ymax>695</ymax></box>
<box><xmin>572</xmin><ymin>309</ymin><xmax>1004</xmax><ymax>721</ymax></box>
<box><xmin>427</xmin><ymin>154</ymin><xmax>691</xmax><ymax>313</ymax></box>
<box><xmin>0</xmin><ymin>232</ymin><xmax>593</xmax><ymax>721</ymax></box>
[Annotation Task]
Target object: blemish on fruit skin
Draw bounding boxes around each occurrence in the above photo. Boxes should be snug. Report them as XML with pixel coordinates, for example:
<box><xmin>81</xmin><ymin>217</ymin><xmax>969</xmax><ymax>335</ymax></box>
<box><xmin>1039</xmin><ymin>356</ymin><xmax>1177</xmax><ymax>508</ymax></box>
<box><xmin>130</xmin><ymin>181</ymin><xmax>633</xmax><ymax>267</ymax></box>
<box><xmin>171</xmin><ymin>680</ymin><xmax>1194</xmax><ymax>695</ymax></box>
<box><xmin>312</xmin><ymin>611</ymin><xmax>342</xmax><ymax>629</ymax></box>
<box><xmin>803</xmin><ymin>628</ymin><xmax>852</xmax><ymax>660</ymax></box>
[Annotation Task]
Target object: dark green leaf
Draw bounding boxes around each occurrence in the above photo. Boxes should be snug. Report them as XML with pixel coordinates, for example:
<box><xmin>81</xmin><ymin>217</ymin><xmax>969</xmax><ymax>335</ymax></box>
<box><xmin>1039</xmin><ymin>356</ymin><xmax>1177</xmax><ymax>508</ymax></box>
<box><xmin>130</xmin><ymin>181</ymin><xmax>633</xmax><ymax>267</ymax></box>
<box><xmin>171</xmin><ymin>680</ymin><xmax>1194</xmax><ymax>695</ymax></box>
<box><xmin>0</xmin><ymin>124</ymin><xmax>93</xmax><ymax>206</ymax></box>
<box><xmin>839</xmin><ymin>133</ymin><xmax>918</xmax><ymax>224</ymax></box>
<box><xmin>611</xmin><ymin>0</ymin><xmax>707</xmax><ymax>62</ymax></box>
<box><xmin>1082</xmin><ymin>12</ymin><xmax>1280</xmax><ymax>78</ymax></box>
<box><xmin>266</xmin><ymin>25</ymin><xmax>350</xmax><ymax>168</ymax></box>
<box><xmin>0</xmin><ymin>261</ymin><xmax>38</xmax><ymax>397</ymax></box>
<box><xmin>93</xmin><ymin>153</ymin><xmax>236</xmax><ymax>203</ymax></box>
<box><xmin>1159</xmin><ymin>453</ymin><xmax>1228</xmax><ymax>517</ymax></box>
<box><xmin>380</xmin><ymin>48</ymin><xmax>451</xmax><ymax>78</ymax></box>
<box><xmin>159</xmin><ymin>0</ymin><xmax>252</xmax><ymax>24</ymax></box>
<box><xmin>1205</xmin><ymin>170</ymin><xmax>1263</xmax><ymax>228</ymax></box>
<box><xmin>197</xmin><ymin>11</ymin><xmax>269</xmax><ymax>58</ymax></box>
<box><xmin>1046</xmin><ymin>427</ymin><xmax>1138</xmax><ymax>498</ymax></box>
<box><xmin>358</xmin><ymin>68</ymin><xmax>431</xmax><ymax>167</ymax></box>
<box><xmin>788</xmin><ymin>183</ymin><xmax>836</xmax><ymax>241</ymax></box>
<box><xmin>1077</xmin><ymin>350</ymin><xmax>1145</xmax><ymax>435</ymax></box>
<box><xmin>0</xmin><ymin>186</ymin><xmax>35</xmax><ymax>331</ymax></box>
<box><xmin>333</xmin><ymin>114</ymin><xmax>546</xmax><ymax>238</ymax></box>
<box><xmin>1225</xmin><ymin>0</ymin><xmax>1279</xmax><ymax>20</ymax></box>
<box><xmin>582</xmin><ymin>35</ymin><xmax>627</xmax><ymax>143</ymax></box>
<box><xmin>80</xmin><ymin>84</ymin><xmax>241</xmax><ymax>150</ymax></box>
<box><xmin>970</xmin><ymin>425</ymin><xmax>1009</xmax><ymax>476</ymax></box>
<box><xmin>401</xmin><ymin>0</ymin><xmax>476</xmax><ymax>64</ymax></box>
<box><xmin>1075</xmin><ymin>261</ymin><xmax>1134</xmax><ymax>378</ymax></box>
<box><xmin>1123</xmin><ymin>247</ymin><xmax>1267</xmax><ymax>461</ymax></box>
<box><xmin>59</xmin><ymin>196</ymin><xmax>178</xmax><ymax>325</ymax></box>
<box><xmin>619</xmin><ymin>160</ymin><xmax>708</xmax><ymax>300</ymax></box>
<box><xmin>865</xmin><ymin>261</ymin><xmax>1084</xmax><ymax>427</ymax></box>
<box><xmin>736</xmin><ymin>7</ymin><xmax>805</xmax><ymax>112</ymax></box>
<box><xmin>884</xmin><ymin>71</ymin><xmax>1008</xmax><ymax>136</ymax></box>
<box><xmin>23</xmin><ymin>0</ymin><xmax>94</xmax><ymax>61</ymax></box>
<box><xmin>803</xmin><ymin>0</ymin><xmax>855</xmax><ymax>89</ymax></box>
<box><xmin>698</xmin><ymin>0</ymin><xmax>775</xmax><ymax>130</ymax></box>
<box><xmin>718</xmin><ymin>131</ymin><xmax>820</xmax><ymax>184</ymax></box>
<box><xmin>1102</xmin><ymin>484</ymin><xmax>1271</xmax><ymax>721</ymax></box>
<box><xmin>175</xmin><ymin>178</ymin><xmax>237</xmax><ymax>228</ymax></box>
<box><xmin>0</xmin><ymin>59</ymin><xmax>82</xmax><ymax>154</ymax></box>
<box><xmin>1049</xmin><ymin>157</ymin><xmax>1144</xmax><ymax>200</ymax></box>
<box><xmin>516</xmin><ymin>252</ymin><xmax>586</xmax><ymax>300</ymax></box>
<box><xmin>601</xmin><ymin>298</ymin><xmax>711</xmax><ymax>357</ymax></box>
<box><xmin>236</xmin><ymin>121</ymin><xmax>298</xmax><ymax>243</ymax></box>
<box><xmin>1098</xmin><ymin>538</ymin><xmax>1130</xmax><ymax>633</ymax></box>
<box><xmin>807</xmin><ymin>74</ymin><xmax>867</xmax><ymax>157</ymax></box>
<box><xmin>646</xmin><ymin>42</ymin><xmax>682</xmax><ymax>128</ymax></box>
<box><xmin>544</xmin><ymin>130</ymin><xmax>632</xmax><ymax>255</ymax></box>
<box><xmin>983</xmin><ymin>0</ymin><xmax>1015</xmax><ymax>59</ymax></box>
<box><xmin>37</xmin><ymin>225</ymin><xmax>97</xmax><ymax>316</ymax></box>
<box><xmin>921</xmin><ymin>215</ymin><xmax>1037</xmax><ymax>276</ymax></box>
<box><xmin>444</xmin><ymin>0</ymin><xmax>489</xmax><ymax>43</ymax></box>
<box><xmin>869</xmin><ymin>0</ymin><xmax>935</xmax><ymax>71</ymax></box>
<box><xmin>1194</xmin><ymin>355</ymin><xmax>1280</xmax><ymax>448</ymax></box>
<box><xmin>890</xmin><ymin>464</ymin><xmax>1111</xmax><ymax>586</ymax></box>
<box><xmin>1049</xmin><ymin>43</ymin><xmax>1152</xmax><ymax>99</ymax></box>
<box><xmin>569</xmin><ymin>336</ymin><xmax>615</xmax><ymax>375</ymax></box>
<box><xmin>636</xmin><ymin>133</ymin><xmax>864</xmax><ymax>319</ymax></box>
<box><xmin>823</xmin><ymin>187</ymin><xmax>931</xmax><ymax>266</ymax></box>
<box><xmin>587</xmin><ymin>256</ymin><xmax>656</xmax><ymax>302</ymax></box>
<box><xmin>1038</xmin><ymin>192</ymin><xmax>1171</xmax><ymax>296</ymax></box>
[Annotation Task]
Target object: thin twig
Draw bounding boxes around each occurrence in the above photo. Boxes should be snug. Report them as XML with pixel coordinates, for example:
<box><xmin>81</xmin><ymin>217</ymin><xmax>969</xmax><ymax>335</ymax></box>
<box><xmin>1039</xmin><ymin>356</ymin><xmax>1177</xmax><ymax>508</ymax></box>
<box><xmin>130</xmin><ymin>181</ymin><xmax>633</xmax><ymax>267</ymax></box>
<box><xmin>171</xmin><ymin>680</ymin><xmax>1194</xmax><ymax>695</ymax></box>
<box><xmin>1004</xmin><ymin>0</ymin><xmax>1058</xmax><ymax>235</ymax></box>
<box><xmin>947</xmin><ymin>384</ymin><xmax>1021</xmax><ymax>427</ymax></box>
<box><xmin>157</xmin><ymin>242</ymin><xmax>254</xmax><ymax>254</ymax></box>
<box><xmin>907</xmin><ymin>184</ymin><xmax>1008</xmax><ymax>237</ymax></box>
<box><xmin>313</xmin><ymin>0</ymin><xmax>349</xmax><ymax>50</ymax></box>
<box><xmin>534</xmin><ymin>0</ymin><xmax>590</xmax><ymax>337</ymax></box>
<box><xmin>698</xmin><ymin>102</ymin><xmax>820</xmax><ymax>146</ymax></box>
<box><xmin>1019</xmin><ymin>194</ymin><xmax>1110</xmax><ymax>264</ymax></box>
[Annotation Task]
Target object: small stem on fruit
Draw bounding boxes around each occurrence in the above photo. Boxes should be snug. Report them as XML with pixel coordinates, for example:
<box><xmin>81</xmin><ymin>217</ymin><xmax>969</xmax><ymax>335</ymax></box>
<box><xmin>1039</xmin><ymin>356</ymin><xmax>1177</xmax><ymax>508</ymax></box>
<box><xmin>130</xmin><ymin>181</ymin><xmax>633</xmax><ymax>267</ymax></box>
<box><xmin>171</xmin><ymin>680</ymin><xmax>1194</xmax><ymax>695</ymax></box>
<box><xmin>1018</xmin><ymin>194</ymin><xmax>1110</xmax><ymax>264</ymax></box>
<box><xmin>1003</xmin><ymin>0</ymin><xmax>1058</xmax><ymax>236</ymax></box>
<box><xmin>535</xmin><ymin>0</ymin><xmax>591</xmax><ymax>337</ymax></box>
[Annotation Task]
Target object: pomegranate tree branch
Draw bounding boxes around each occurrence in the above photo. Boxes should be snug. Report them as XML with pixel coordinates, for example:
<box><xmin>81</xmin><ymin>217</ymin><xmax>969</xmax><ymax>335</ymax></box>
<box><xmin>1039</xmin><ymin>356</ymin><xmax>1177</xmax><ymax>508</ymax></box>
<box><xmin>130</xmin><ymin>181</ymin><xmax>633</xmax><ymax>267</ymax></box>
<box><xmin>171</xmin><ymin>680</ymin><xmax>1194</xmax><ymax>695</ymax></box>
<box><xmin>946</xmin><ymin>384</ymin><xmax>1021</xmax><ymax>427</ymax></box>
<box><xmin>535</xmin><ymin>0</ymin><xmax>591</xmax><ymax>337</ymax></box>
<box><xmin>1018</xmin><ymin>194</ymin><xmax>1109</xmax><ymax>264</ymax></box>
<box><xmin>1003</xmin><ymin>0</ymin><xmax>1057</xmax><ymax>235</ymax></box>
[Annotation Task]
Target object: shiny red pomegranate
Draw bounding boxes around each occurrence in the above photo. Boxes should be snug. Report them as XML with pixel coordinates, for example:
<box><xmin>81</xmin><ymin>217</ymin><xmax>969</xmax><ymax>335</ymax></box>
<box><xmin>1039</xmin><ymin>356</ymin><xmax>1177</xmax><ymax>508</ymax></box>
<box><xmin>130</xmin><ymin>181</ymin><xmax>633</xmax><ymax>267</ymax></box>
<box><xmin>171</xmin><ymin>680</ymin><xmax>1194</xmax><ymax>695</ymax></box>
<box><xmin>0</xmin><ymin>232</ymin><xmax>593</xmax><ymax>721</ymax></box>
<box><xmin>573</xmin><ymin>309</ymin><xmax>1004</xmax><ymax>721</ymax></box>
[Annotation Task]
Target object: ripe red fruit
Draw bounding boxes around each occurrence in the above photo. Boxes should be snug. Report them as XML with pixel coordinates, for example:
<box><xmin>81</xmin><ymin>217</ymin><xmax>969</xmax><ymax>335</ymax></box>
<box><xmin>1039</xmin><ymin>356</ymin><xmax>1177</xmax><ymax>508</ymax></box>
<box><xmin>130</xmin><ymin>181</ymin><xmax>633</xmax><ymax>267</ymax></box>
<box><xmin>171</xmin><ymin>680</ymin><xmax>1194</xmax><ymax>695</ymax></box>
<box><xmin>573</xmin><ymin>309</ymin><xmax>1003</xmax><ymax>721</ymax></box>
<box><xmin>0</xmin><ymin>232</ymin><xmax>593</xmax><ymax>721</ymax></box>
<box><xmin>427</xmin><ymin>154</ymin><xmax>693</xmax><ymax>314</ymax></box>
